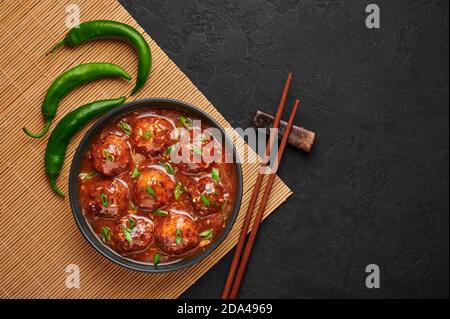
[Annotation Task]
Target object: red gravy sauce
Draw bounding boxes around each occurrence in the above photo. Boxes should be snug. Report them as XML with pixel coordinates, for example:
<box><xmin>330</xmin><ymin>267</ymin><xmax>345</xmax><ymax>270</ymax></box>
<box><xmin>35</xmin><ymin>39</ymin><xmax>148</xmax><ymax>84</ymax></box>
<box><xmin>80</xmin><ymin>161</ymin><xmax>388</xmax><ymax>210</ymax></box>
<box><xmin>77</xmin><ymin>108</ymin><xmax>238</xmax><ymax>265</ymax></box>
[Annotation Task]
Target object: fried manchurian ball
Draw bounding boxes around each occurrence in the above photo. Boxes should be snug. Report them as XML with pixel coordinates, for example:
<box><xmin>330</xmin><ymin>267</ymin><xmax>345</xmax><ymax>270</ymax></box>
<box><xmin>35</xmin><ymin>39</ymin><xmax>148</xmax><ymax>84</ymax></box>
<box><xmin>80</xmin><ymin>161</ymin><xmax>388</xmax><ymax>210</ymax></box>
<box><xmin>130</xmin><ymin>116</ymin><xmax>174</xmax><ymax>156</ymax></box>
<box><xmin>82</xmin><ymin>179</ymin><xmax>129</xmax><ymax>219</ymax></box>
<box><xmin>154</xmin><ymin>212</ymin><xmax>200</xmax><ymax>255</ymax></box>
<box><xmin>131</xmin><ymin>166</ymin><xmax>176</xmax><ymax>210</ymax></box>
<box><xmin>187</xmin><ymin>175</ymin><xmax>226</xmax><ymax>216</ymax></box>
<box><xmin>91</xmin><ymin>134</ymin><xmax>131</xmax><ymax>176</ymax></box>
<box><xmin>112</xmin><ymin>216</ymin><xmax>154</xmax><ymax>253</ymax></box>
<box><xmin>174</xmin><ymin>129</ymin><xmax>220</xmax><ymax>173</ymax></box>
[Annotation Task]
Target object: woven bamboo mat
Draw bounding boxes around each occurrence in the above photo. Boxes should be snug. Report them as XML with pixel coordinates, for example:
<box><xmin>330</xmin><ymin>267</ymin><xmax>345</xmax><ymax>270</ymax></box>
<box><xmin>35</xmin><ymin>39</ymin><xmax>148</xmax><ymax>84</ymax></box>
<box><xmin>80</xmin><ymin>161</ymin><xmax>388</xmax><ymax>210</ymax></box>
<box><xmin>0</xmin><ymin>0</ymin><xmax>292</xmax><ymax>298</ymax></box>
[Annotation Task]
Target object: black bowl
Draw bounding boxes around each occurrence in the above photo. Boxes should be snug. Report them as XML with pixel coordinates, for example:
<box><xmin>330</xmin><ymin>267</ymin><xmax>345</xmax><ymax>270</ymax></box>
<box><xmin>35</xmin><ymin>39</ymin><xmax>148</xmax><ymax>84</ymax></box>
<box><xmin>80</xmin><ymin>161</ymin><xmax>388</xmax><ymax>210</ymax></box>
<box><xmin>69</xmin><ymin>98</ymin><xmax>243</xmax><ymax>272</ymax></box>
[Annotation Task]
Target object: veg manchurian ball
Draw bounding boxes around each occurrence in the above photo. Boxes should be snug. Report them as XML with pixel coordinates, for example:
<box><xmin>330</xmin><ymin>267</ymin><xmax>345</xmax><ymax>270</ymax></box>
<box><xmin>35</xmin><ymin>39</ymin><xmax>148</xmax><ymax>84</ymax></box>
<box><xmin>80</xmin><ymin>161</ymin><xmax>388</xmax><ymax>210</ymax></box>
<box><xmin>82</xmin><ymin>179</ymin><xmax>129</xmax><ymax>219</ymax></box>
<box><xmin>187</xmin><ymin>176</ymin><xmax>226</xmax><ymax>216</ymax></box>
<box><xmin>154</xmin><ymin>213</ymin><xmax>200</xmax><ymax>255</ymax></box>
<box><xmin>175</xmin><ymin>129</ymin><xmax>219</xmax><ymax>173</ymax></box>
<box><xmin>91</xmin><ymin>134</ymin><xmax>131</xmax><ymax>176</ymax></box>
<box><xmin>113</xmin><ymin>216</ymin><xmax>154</xmax><ymax>253</ymax></box>
<box><xmin>131</xmin><ymin>166</ymin><xmax>176</xmax><ymax>210</ymax></box>
<box><xmin>131</xmin><ymin>116</ymin><xmax>174</xmax><ymax>155</ymax></box>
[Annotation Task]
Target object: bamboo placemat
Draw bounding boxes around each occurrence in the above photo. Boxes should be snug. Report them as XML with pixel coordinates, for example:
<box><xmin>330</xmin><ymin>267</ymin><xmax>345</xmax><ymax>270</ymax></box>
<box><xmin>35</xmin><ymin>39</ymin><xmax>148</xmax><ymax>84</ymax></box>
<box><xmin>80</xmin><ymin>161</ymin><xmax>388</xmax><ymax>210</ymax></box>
<box><xmin>0</xmin><ymin>0</ymin><xmax>292</xmax><ymax>298</ymax></box>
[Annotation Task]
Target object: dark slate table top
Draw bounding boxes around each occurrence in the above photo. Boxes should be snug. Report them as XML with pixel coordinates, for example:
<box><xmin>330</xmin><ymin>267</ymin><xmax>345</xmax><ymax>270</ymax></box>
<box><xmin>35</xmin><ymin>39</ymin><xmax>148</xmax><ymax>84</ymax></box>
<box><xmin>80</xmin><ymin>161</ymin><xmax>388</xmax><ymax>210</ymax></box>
<box><xmin>120</xmin><ymin>0</ymin><xmax>449</xmax><ymax>298</ymax></box>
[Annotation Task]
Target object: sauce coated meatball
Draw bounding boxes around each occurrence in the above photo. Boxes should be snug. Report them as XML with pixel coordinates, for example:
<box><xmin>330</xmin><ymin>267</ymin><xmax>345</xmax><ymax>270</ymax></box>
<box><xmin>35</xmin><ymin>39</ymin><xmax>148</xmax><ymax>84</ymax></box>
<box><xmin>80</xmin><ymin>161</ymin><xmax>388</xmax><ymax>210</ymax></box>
<box><xmin>174</xmin><ymin>129</ymin><xmax>220</xmax><ymax>173</ymax></box>
<box><xmin>131</xmin><ymin>116</ymin><xmax>174</xmax><ymax>155</ymax></box>
<box><xmin>187</xmin><ymin>175</ymin><xmax>226</xmax><ymax>215</ymax></box>
<box><xmin>131</xmin><ymin>166</ymin><xmax>176</xmax><ymax>210</ymax></box>
<box><xmin>91</xmin><ymin>134</ymin><xmax>131</xmax><ymax>176</ymax></box>
<box><xmin>82</xmin><ymin>179</ymin><xmax>129</xmax><ymax>219</ymax></box>
<box><xmin>155</xmin><ymin>212</ymin><xmax>200</xmax><ymax>255</ymax></box>
<box><xmin>113</xmin><ymin>216</ymin><xmax>154</xmax><ymax>253</ymax></box>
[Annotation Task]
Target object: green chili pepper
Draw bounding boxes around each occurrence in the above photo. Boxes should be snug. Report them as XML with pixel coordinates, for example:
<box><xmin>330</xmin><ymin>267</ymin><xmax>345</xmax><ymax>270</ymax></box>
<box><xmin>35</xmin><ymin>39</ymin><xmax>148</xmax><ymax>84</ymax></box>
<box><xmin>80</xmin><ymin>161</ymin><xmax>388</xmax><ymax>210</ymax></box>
<box><xmin>47</xmin><ymin>20</ymin><xmax>152</xmax><ymax>95</ymax></box>
<box><xmin>23</xmin><ymin>63</ymin><xmax>131</xmax><ymax>138</ymax></box>
<box><xmin>45</xmin><ymin>97</ymin><xmax>126</xmax><ymax>197</ymax></box>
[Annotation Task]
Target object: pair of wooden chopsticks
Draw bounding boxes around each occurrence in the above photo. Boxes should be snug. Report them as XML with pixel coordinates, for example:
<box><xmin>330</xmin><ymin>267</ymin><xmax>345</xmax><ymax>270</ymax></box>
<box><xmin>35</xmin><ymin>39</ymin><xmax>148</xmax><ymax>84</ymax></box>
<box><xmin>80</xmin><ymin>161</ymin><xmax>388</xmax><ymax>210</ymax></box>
<box><xmin>222</xmin><ymin>73</ymin><xmax>299</xmax><ymax>299</ymax></box>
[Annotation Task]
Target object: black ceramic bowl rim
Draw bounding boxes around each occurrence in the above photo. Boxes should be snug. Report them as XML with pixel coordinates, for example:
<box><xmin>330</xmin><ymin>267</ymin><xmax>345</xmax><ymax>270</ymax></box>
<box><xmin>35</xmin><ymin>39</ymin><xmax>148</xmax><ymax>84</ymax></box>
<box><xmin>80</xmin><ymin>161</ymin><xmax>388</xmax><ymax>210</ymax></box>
<box><xmin>69</xmin><ymin>98</ymin><xmax>243</xmax><ymax>273</ymax></box>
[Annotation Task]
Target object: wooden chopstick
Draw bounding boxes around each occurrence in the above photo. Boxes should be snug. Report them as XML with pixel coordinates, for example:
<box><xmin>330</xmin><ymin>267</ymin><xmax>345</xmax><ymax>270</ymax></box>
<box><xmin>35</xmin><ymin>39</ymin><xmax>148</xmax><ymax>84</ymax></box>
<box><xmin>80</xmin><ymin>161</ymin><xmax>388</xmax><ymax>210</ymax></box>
<box><xmin>221</xmin><ymin>73</ymin><xmax>293</xmax><ymax>299</ymax></box>
<box><xmin>228</xmin><ymin>99</ymin><xmax>300</xmax><ymax>299</ymax></box>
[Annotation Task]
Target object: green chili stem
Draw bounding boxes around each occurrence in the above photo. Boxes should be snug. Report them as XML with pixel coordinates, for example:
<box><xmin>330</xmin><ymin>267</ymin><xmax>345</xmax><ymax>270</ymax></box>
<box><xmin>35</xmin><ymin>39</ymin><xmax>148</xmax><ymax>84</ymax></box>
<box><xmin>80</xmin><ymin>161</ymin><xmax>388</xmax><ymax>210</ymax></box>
<box><xmin>49</xmin><ymin>178</ymin><xmax>65</xmax><ymax>197</ymax></box>
<box><xmin>45</xmin><ymin>39</ymin><xmax>67</xmax><ymax>56</ymax></box>
<box><xmin>23</xmin><ymin>120</ymin><xmax>51</xmax><ymax>139</ymax></box>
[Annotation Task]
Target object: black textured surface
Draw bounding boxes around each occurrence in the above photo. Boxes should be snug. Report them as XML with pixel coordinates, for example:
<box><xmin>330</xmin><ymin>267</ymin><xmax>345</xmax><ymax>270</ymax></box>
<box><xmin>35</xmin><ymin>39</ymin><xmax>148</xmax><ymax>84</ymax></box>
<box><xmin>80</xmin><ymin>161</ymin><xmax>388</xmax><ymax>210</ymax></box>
<box><xmin>119</xmin><ymin>0</ymin><xmax>449</xmax><ymax>298</ymax></box>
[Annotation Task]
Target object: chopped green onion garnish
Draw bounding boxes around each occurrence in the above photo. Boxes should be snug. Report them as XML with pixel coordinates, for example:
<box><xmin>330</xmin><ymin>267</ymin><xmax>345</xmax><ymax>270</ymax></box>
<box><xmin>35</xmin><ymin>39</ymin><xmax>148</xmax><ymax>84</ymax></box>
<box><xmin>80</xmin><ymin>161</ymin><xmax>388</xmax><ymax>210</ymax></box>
<box><xmin>174</xmin><ymin>182</ymin><xmax>183</xmax><ymax>200</ymax></box>
<box><xmin>102</xmin><ymin>149</ymin><xmax>114</xmax><ymax>161</ymax></box>
<box><xmin>166</xmin><ymin>145</ymin><xmax>174</xmax><ymax>155</ymax></box>
<box><xmin>100</xmin><ymin>226</ymin><xmax>111</xmax><ymax>242</ymax></box>
<box><xmin>176</xmin><ymin>228</ymin><xmax>182</xmax><ymax>245</ymax></box>
<box><xmin>127</xmin><ymin>218</ymin><xmax>136</xmax><ymax>230</ymax></box>
<box><xmin>79</xmin><ymin>171</ymin><xmax>96</xmax><ymax>180</ymax></box>
<box><xmin>192</xmin><ymin>145</ymin><xmax>202</xmax><ymax>156</ymax></box>
<box><xmin>211</xmin><ymin>168</ymin><xmax>220</xmax><ymax>183</ymax></box>
<box><xmin>143</xmin><ymin>130</ymin><xmax>152</xmax><ymax>140</ymax></box>
<box><xmin>153</xmin><ymin>252</ymin><xmax>160</xmax><ymax>266</ymax></box>
<box><xmin>146</xmin><ymin>185</ymin><xmax>156</xmax><ymax>197</ymax></box>
<box><xmin>123</xmin><ymin>227</ymin><xmax>132</xmax><ymax>244</ymax></box>
<box><xmin>152</xmin><ymin>208</ymin><xmax>168</xmax><ymax>216</ymax></box>
<box><xmin>199</xmin><ymin>229</ymin><xmax>213</xmax><ymax>239</ymax></box>
<box><xmin>201</xmin><ymin>194</ymin><xmax>210</xmax><ymax>207</ymax></box>
<box><xmin>100</xmin><ymin>192</ymin><xmax>108</xmax><ymax>207</ymax></box>
<box><xmin>179</xmin><ymin>115</ymin><xmax>193</xmax><ymax>129</ymax></box>
<box><xmin>131</xmin><ymin>166</ymin><xmax>141</xmax><ymax>178</ymax></box>
<box><xmin>162</xmin><ymin>162</ymin><xmax>174</xmax><ymax>175</ymax></box>
<box><xmin>118</xmin><ymin>121</ymin><xmax>132</xmax><ymax>135</ymax></box>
